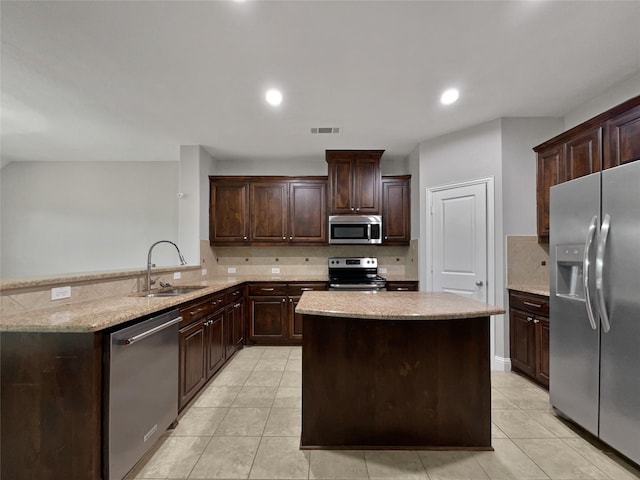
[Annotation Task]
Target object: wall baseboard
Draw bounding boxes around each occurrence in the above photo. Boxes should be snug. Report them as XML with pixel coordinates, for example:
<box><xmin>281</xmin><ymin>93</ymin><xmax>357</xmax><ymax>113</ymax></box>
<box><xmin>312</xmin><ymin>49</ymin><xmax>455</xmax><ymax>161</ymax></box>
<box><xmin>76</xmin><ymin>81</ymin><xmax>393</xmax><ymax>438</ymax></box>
<box><xmin>493</xmin><ymin>356</ymin><xmax>511</xmax><ymax>372</ymax></box>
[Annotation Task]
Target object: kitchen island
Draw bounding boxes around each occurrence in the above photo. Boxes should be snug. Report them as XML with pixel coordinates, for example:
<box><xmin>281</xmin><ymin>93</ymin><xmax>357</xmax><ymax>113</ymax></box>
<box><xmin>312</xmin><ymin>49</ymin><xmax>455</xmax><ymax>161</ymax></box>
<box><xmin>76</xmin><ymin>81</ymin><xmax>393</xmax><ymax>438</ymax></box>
<box><xmin>296</xmin><ymin>291</ymin><xmax>504</xmax><ymax>450</ymax></box>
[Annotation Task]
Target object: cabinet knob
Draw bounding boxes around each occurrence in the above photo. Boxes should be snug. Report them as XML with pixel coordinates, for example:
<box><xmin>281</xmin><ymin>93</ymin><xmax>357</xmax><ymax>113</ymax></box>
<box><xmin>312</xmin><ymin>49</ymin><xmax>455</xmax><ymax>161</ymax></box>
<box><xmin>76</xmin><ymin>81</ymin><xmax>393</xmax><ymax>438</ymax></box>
<box><xmin>282</xmin><ymin>299</ymin><xmax>285</xmax><ymax>303</ymax></box>
<box><xmin>356</xmin><ymin>207</ymin><xmax>360</xmax><ymax>212</ymax></box>
<box><xmin>243</xmin><ymin>236</ymin><xmax>248</xmax><ymax>240</ymax></box>
<box><xmin>527</xmin><ymin>316</ymin><xmax>533</xmax><ymax>322</ymax></box>
<box><xmin>282</xmin><ymin>236</ymin><xmax>286</xmax><ymax>240</ymax></box>
<box><xmin>289</xmin><ymin>236</ymin><xmax>293</xmax><ymax>240</ymax></box>
<box><xmin>533</xmin><ymin>319</ymin><xmax>540</xmax><ymax>324</ymax></box>
<box><xmin>350</xmin><ymin>207</ymin><xmax>355</xmax><ymax>211</ymax></box>
<box><xmin>385</xmin><ymin>235</ymin><xmax>388</xmax><ymax>240</ymax></box>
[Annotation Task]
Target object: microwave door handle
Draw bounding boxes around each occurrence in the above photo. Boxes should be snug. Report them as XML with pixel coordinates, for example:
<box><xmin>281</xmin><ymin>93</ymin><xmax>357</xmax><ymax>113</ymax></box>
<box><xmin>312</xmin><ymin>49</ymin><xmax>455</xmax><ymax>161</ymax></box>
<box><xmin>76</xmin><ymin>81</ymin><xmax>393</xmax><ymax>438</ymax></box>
<box><xmin>367</xmin><ymin>224</ymin><xmax>371</xmax><ymax>241</ymax></box>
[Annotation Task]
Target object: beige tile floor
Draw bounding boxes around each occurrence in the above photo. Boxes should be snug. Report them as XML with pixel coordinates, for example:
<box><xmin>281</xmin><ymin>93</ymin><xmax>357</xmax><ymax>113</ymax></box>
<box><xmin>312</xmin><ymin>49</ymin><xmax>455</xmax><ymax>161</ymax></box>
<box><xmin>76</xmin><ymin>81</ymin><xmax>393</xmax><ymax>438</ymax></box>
<box><xmin>127</xmin><ymin>346</ymin><xmax>640</xmax><ymax>480</ymax></box>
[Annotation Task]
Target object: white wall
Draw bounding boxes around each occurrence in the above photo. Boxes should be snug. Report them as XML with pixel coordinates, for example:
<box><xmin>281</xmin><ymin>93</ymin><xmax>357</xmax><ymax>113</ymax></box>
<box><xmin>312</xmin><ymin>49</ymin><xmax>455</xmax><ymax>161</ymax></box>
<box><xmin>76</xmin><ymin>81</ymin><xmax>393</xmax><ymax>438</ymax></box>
<box><xmin>178</xmin><ymin>146</ymin><xmax>204</xmax><ymax>266</ymax></box>
<box><xmin>564</xmin><ymin>70</ymin><xmax>640</xmax><ymax>130</ymax></box>
<box><xmin>1</xmin><ymin>161</ymin><xmax>179</xmax><ymax>277</ymax></box>
<box><xmin>501</xmin><ymin>117</ymin><xmax>563</xmax><ymax>236</ymax></box>
<box><xmin>214</xmin><ymin>158</ymin><xmax>327</xmax><ymax>176</ymax></box>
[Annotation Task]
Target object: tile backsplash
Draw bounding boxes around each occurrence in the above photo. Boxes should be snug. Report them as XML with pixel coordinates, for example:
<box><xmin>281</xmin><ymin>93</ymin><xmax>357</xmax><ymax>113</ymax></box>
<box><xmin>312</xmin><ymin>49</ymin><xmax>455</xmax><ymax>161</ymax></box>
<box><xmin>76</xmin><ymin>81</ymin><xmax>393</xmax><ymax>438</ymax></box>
<box><xmin>202</xmin><ymin>239</ymin><xmax>418</xmax><ymax>279</ymax></box>
<box><xmin>506</xmin><ymin>236</ymin><xmax>550</xmax><ymax>287</ymax></box>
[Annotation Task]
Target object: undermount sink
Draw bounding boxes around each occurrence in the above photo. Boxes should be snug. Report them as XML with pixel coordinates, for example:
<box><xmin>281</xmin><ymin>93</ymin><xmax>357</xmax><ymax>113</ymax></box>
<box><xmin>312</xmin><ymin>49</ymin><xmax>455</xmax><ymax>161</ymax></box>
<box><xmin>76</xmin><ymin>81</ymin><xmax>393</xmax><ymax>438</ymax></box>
<box><xmin>142</xmin><ymin>286</ymin><xmax>207</xmax><ymax>298</ymax></box>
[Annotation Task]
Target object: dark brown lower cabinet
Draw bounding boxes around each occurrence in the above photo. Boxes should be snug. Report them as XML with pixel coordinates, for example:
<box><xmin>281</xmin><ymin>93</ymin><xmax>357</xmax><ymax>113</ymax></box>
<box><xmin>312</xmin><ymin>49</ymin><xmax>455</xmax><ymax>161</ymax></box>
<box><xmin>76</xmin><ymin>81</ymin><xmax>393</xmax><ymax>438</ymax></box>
<box><xmin>179</xmin><ymin>318</ymin><xmax>208</xmax><ymax>409</ymax></box>
<box><xmin>225</xmin><ymin>297</ymin><xmax>245</xmax><ymax>358</ymax></box>
<box><xmin>207</xmin><ymin>311</ymin><xmax>226</xmax><ymax>378</ymax></box>
<box><xmin>248</xmin><ymin>282</ymin><xmax>327</xmax><ymax>345</ymax></box>
<box><xmin>509</xmin><ymin>290</ymin><xmax>550</xmax><ymax>388</ymax></box>
<box><xmin>178</xmin><ymin>286</ymin><xmax>246</xmax><ymax>411</ymax></box>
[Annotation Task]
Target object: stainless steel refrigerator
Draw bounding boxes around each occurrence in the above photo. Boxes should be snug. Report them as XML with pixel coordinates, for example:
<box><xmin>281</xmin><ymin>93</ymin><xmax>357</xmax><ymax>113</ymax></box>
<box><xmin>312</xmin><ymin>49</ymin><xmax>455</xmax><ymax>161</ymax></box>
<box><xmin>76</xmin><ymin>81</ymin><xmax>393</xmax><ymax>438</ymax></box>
<box><xmin>550</xmin><ymin>160</ymin><xmax>640</xmax><ymax>465</ymax></box>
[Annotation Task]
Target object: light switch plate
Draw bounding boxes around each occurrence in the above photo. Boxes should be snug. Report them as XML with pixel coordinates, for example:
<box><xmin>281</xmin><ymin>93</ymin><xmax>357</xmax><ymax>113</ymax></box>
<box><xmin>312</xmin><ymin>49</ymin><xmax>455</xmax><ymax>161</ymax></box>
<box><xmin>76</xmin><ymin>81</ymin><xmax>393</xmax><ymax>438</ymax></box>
<box><xmin>173</xmin><ymin>272</ymin><xmax>181</xmax><ymax>280</ymax></box>
<box><xmin>272</xmin><ymin>267</ymin><xmax>280</xmax><ymax>274</ymax></box>
<box><xmin>51</xmin><ymin>286</ymin><xmax>71</xmax><ymax>301</ymax></box>
<box><xmin>201</xmin><ymin>268</ymin><xmax>207</xmax><ymax>276</ymax></box>
<box><xmin>379</xmin><ymin>267</ymin><xmax>388</xmax><ymax>274</ymax></box>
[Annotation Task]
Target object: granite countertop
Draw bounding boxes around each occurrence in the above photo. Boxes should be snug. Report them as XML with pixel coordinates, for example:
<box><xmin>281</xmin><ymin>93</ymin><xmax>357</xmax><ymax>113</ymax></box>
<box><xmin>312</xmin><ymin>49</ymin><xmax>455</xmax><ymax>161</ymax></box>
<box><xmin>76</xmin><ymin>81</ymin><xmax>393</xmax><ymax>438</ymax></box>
<box><xmin>507</xmin><ymin>284</ymin><xmax>550</xmax><ymax>297</ymax></box>
<box><xmin>0</xmin><ymin>275</ymin><xmax>328</xmax><ymax>333</ymax></box>
<box><xmin>296</xmin><ymin>291</ymin><xmax>504</xmax><ymax>320</ymax></box>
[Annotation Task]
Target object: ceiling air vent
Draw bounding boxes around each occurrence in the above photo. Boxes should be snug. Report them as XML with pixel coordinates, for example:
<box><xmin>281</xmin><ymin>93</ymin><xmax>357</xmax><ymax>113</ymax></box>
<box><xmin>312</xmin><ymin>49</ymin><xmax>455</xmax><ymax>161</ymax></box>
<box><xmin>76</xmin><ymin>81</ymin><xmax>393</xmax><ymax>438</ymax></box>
<box><xmin>311</xmin><ymin>127</ymin><xmax>340</xmax><ymax>134</ymax></box>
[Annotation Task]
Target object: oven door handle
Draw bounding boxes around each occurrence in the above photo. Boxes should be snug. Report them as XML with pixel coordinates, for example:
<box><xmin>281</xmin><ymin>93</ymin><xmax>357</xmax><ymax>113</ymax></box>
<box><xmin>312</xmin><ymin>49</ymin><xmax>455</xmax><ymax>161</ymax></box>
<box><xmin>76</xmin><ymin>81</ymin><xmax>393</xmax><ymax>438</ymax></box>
<box><xmin>329</xmin><ymin>284</ymin><xmax>386</xmax><ymax>290</ymax></box>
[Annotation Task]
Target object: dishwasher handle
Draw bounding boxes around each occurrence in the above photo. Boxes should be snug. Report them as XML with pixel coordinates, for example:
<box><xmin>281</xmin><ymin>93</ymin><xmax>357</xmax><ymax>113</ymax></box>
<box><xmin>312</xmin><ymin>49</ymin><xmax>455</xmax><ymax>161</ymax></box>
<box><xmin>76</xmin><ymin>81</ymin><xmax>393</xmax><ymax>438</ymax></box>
<box><xmin>119</xmin><ymin>316</ymin><xmax>182</xmax><ymax>345</ymax></box>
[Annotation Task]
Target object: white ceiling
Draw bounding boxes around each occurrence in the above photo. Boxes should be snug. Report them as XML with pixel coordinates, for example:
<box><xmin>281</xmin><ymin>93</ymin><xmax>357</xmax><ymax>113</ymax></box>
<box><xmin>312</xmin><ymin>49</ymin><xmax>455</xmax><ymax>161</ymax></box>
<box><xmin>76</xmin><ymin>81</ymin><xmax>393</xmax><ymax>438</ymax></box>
<box><xmin>2</xmin><ymin>0</ymin><xmax>640</xmax><ymax>166</ymax></box>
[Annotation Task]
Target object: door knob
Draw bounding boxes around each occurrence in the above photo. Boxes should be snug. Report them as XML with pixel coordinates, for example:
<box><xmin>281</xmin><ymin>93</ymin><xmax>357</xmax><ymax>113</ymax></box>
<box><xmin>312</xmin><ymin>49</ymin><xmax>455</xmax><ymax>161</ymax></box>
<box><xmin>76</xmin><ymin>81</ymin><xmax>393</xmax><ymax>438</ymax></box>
<box><xmin>475</xmin><ymin>281</ymin><xmax>484</xmax><ymax>287</ymax></box>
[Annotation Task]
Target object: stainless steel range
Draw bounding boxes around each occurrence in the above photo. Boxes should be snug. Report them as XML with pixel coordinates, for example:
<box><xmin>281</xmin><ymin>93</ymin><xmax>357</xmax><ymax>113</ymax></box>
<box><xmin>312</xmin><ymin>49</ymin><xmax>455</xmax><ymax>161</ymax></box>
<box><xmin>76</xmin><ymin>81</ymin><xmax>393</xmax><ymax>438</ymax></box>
<box><xmin>328</xmin><ymin>257</ymin><xmax>387</xmax><ymax>291</ymax></box>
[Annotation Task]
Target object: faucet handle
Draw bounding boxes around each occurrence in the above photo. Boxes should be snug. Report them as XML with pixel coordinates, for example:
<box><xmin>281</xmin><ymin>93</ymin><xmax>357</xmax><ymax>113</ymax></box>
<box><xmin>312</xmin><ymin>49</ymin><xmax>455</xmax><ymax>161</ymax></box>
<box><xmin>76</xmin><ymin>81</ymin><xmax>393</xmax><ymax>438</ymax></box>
<box><xmin>159</xmin><ymin>281</ymin><xmax>172</xmax><ymax>288</ymax></box>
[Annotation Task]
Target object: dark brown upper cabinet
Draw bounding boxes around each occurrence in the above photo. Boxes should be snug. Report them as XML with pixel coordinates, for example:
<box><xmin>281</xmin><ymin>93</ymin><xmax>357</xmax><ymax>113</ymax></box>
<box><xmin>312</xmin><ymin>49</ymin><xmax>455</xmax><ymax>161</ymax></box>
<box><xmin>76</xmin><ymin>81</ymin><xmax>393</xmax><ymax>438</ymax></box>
<box><xmin>210</xmin><ymin>180</ymin><xmax>249</xmax><ymax>243</ymax></box>
<box><xmin>250</xmin><ymin>181</ymin><xmax>288</xmax><ymax>243</ymax></box>
<box><xmin>210</xmin><ymin>177</ymin><xmax>327</xmax><ymax>246</ymax></box>
<box><xmin>534</xmin><ymin>95</ymin><xmax>640</xmax><ymax>243</ymax></box>
<box><xmin>604</xmin><ymin>103</ymin><xmax>640</xmax><ymax>169</ymax></box>
<box><xmin>326</xmin><ymin>150</ymin><xmax>383</xmax><ymax>215</ymax></box>
<box><xmin>565</xmin><ymin>127</ymin><xmax>602</xmax><ymax>181</ymax></box>
<box><xmin>535</xmin><ymin>144</ymin><xmax>565</xmax><ymax>243</ymax></box>
<box><xmin>381</xmin><ymin>175</ymin><xmax>411</xmax><ymax>245</ymax></box>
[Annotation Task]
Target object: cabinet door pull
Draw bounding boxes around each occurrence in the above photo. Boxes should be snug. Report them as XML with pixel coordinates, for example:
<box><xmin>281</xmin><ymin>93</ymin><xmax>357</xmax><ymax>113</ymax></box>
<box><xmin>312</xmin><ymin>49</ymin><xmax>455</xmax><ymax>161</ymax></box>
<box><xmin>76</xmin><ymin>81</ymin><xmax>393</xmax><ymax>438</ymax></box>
<box><xmin>396</xmin><ymin>287</ymin><xmax>409</xmax><ymax>291</ymax></box>
<box><xmin>190</xmin><ymin>307</ymin><xmax>205</xmax><ymax>315</ymax></box>
<box><xmin>300</xmin><ymin>287</ymin><xmax>313</xmax><ymax>291</ymax></box>
<box><xmin>260</xmin><ymin>288</ymin><xmax>275</xmax><ymax>291</ymax></box>
<box><xmin>523</xmin><ymin>301</ymin><xmax>541</xmax><ymax>308</ymax></box>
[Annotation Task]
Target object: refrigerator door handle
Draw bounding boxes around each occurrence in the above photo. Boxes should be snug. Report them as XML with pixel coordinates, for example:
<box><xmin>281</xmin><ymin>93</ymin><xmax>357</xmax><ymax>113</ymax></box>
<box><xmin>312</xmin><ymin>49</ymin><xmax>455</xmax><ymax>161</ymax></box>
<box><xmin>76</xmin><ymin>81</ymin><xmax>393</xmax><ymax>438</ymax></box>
<box><xmin>596</xmin><ymin>213</ymin><xmax>612</xmax><ymax>333</ymax></box>
<box><xmin>583</xmin><ymin>215</ymin><xmax>598</xmax><ymax>330</ymax></box>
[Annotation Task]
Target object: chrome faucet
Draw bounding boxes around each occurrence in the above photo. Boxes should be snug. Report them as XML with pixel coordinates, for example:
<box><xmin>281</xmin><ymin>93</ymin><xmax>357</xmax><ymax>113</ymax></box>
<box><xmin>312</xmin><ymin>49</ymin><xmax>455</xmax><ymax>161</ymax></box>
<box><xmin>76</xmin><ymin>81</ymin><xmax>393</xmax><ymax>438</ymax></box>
<box><xmin>146</xmin><ymin>240</ymin><xmax>187</xmax><ymax>292</ymax></box>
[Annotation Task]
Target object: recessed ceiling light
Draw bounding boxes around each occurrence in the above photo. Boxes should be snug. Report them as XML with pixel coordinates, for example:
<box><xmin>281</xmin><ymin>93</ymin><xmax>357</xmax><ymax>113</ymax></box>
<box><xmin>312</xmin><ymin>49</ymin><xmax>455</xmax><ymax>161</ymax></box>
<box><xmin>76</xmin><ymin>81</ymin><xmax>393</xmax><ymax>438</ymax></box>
<box><xmin>265</xmin><ymin>88</ymin><xmax>283</xmax><ymax>106</ymax></box>
<box><xmin>440</xmin><ymin>88</ymin><xmax>459</xmax><ymax>105</ymax></box>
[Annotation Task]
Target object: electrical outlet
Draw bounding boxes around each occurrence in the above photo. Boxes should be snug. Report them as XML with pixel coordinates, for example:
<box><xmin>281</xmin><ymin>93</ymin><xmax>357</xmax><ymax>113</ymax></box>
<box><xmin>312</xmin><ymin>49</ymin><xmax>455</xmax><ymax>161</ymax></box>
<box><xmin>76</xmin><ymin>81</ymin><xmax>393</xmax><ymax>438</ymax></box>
<box><xmin>173</xmin><ymin>272</ymin><xmax>181</xmax><ymax>280</ymax></box>
<box><xmin>379</xmin><ymin>267</ymin><xmax>388</xmax><ymax>274</ymax></box>
<box><xmin>228</xmin><ymin>267</ymin><xmax>236</xmax><ymax>274</ymax></box>
<box><xmin>272</xmin><ymin>267</ymin><xmax>280</xmax><ymax>274</ymax></box>
<box><xmin>51</xmin><ymin>286</ymin><xmax>71</xmax><ymax>301</ymax></box>
<box><xmin>201</xmin><ymin>268</ymin><xmax>207</xmax><ymax>276</ymax></box>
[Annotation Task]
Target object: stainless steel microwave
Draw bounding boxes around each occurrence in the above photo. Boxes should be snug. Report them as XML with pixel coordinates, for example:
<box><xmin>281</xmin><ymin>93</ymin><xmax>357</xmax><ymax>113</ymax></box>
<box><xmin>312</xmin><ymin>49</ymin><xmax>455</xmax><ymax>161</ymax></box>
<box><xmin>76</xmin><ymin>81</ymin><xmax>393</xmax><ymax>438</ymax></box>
<box><xmin>328</xmin><ymin>215</ymin><xmax>382</xmax><ymax>245</ymax></box>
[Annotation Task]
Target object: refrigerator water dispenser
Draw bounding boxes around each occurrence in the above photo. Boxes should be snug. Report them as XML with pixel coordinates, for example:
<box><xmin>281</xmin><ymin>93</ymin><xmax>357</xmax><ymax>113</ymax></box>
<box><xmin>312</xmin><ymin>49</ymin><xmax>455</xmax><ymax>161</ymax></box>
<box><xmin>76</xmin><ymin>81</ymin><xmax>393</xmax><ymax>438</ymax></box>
<box><xmin>555</xmin><ymin>244</ymin><xmax>585</xmax><ymax>300</ymax></box>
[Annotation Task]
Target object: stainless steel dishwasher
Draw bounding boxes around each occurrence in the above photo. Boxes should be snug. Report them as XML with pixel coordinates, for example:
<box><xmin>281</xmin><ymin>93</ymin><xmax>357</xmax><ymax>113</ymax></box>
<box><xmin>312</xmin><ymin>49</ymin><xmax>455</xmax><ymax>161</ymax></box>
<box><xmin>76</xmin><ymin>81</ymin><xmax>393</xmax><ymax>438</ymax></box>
<box><xmin>107</xmin><ymin>309</ymin><xmax>181</xmax><ymax>480</ymax></box>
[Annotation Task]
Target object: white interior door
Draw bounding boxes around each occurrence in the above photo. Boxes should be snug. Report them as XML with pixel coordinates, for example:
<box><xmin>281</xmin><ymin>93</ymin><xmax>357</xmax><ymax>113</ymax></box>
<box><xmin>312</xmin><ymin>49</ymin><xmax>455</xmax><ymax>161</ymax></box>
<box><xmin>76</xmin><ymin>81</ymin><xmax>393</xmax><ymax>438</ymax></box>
<box><xmin>429</xmin><ymin>182</ymin><xmax>488</xmax><ymax>301</ymax></box>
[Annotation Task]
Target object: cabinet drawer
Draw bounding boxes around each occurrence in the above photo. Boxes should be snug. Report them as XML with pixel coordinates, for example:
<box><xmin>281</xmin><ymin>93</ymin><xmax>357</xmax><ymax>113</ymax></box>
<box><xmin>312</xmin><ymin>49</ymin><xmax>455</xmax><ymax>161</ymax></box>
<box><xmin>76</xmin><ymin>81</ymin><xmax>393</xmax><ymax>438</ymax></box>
<box><xmin>180</xmin><ymin>293</ymin><xmax>224</xmax><ymax>326</ymax></box>
<box><xmin>225</xmin><ymin>287</ymin><xmax>244</xmax><ymax>304</ymax></box>
<box><xmin>248</xmin><ymin>283</ymin><xmax>288</xmax><ymax>296</ymax></box>
<box><xmin>288</xmin><ymin>283</ymin><xmax>327</xmax><ymax>296</ymax></box>
<box><xmin>386</xmin><ymin>281</ymin><xmax>418</xmax><ymax>292</ymax></box>
<box><xmin>509</xmin><ymin>290</ymin><xmax>549</xmax><ymax>316</ymax></box>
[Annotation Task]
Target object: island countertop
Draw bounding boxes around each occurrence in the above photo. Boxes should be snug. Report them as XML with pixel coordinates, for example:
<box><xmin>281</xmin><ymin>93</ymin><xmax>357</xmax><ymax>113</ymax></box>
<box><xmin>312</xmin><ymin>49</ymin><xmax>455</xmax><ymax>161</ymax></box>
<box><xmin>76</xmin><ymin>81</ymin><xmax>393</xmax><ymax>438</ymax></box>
<box><xmin>296</xmin><ymin>291</ymin><xmax>504</xmax><ymax>320</ymax></box>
